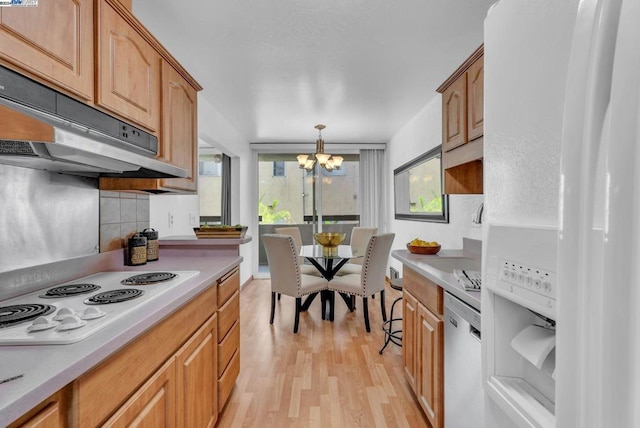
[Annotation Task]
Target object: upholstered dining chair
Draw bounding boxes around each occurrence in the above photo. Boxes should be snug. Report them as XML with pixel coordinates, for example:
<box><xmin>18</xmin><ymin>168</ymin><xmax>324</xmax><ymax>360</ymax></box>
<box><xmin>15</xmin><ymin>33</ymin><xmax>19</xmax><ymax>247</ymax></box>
<box><xmin>327</xmin><ymin>233</ymin><xmax>395</xmax><ymax>332</ymax></box>
<box><xmin>336</xmin><ymin>227</ymin><xmax>378</xmax><ymax>276</ymax></box>
<box><xmin>262</xmin><ymin>234</ymin><xmax>328</xmax><ymax>333</ymax></box>
<box><xmin>274</xmin><ymin>226</ymin><xmax>322</xmax><ymax>277</ymax></box>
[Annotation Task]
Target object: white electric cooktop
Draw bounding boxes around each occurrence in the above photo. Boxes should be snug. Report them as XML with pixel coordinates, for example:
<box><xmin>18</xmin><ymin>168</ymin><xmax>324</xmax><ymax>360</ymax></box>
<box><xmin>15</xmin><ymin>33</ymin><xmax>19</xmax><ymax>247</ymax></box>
<box><xmin>0</xmin><ymin>270</ymin><xmax>199</xmax><ymax>345</ymax></box>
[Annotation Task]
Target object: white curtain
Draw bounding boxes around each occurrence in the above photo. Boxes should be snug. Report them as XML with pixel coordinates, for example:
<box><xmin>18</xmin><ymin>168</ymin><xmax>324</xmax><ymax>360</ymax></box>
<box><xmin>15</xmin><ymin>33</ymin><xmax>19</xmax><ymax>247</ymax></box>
<box><xmin>221</xmin><ymin>154</ymin><xmax>232</xmax><ymax>225</ymax></box>
<box><xmin>359</xmin><ymin>149</ymin><xmax>387</xmax><ymax>231</ymax></box>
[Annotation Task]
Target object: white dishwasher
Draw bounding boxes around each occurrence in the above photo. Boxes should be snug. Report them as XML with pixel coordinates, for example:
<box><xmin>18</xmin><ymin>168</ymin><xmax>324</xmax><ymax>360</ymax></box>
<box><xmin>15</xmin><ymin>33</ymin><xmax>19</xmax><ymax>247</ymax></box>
<box><xmin>444</xmin><ymin>292</ymin><xmax>484</xmax><ymax>428</ymax></box>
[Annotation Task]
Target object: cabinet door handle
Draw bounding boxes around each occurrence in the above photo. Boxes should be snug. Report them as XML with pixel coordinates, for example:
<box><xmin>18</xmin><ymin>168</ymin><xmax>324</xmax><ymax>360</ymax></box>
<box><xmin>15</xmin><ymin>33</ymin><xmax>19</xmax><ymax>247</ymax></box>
<box><xmin>217</xmin><ymin>266</ymin><xmax>239</xmax><ymax>284</ymax></box>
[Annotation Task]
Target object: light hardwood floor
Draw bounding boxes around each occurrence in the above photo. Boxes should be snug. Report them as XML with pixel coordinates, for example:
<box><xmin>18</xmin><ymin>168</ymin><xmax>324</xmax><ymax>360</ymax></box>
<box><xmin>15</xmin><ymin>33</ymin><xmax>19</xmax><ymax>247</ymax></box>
<box><xmin>216</xmin><ymin>279</ymin><xmax>428</xmax><ymax>427</ymax></box>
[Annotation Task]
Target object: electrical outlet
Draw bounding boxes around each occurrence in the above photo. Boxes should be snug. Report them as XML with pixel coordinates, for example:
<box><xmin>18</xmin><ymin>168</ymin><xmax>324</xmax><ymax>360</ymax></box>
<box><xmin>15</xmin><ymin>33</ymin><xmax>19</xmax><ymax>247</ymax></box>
<box><xmin>189</xmin><ymin>213</ymin><xmax>197</xmax><ymax>226</ymax></box>
<box><xmin>168</xmin><ymin>212</ymin><xmax>174</xmax><ymax>229</ymax></box>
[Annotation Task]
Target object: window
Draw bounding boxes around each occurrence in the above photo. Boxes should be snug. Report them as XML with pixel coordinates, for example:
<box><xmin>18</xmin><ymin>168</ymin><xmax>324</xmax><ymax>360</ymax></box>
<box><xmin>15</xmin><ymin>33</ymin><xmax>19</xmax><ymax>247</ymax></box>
<box><xmin>394</xmin><ymin>146</ymin><xmax>449</xmax><ymax>223</ymax></box>
<box><xmin>257</xmin><ymin>153</ymin><xmax>360</xmax><ymax>272</ymax></box>
<box><xmin>273</xmin><ymin>161</ymin><xmax>285</xmax><ymax>177</ymax></box>
<box><xmin>199</xmin><ymin>157</ymin><xmax>222</xmax><ymax>177</ymax></box>
<box><xmin>199</xmin><ymin>152</ymin><xmax>223</xmax><ymax>225</ymax></box>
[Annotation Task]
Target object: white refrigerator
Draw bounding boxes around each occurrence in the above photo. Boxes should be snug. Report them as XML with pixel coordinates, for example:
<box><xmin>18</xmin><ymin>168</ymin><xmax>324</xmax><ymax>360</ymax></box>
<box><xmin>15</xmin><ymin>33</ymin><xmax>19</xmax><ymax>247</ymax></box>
<box><xmin>483</xmin><ymin>0</ymin><xmax>640</xmax><ymax>426</ymax></box>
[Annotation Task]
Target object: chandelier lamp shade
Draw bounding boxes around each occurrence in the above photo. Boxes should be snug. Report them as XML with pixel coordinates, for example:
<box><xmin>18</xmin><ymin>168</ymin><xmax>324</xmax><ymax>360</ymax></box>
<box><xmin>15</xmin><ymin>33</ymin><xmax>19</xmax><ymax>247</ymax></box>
<box><xmin>297</xmin><ymin>124</ymin><xmax>344</xmax><ymax>172</ymax></box>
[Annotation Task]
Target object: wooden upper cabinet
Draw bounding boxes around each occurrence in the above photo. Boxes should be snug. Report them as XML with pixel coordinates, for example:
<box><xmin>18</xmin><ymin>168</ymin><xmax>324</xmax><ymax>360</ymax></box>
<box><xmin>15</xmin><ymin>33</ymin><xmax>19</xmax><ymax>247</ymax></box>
<box><xmin>116</xmin><ymin>0</ymin><xmax>132</xmax><ymax>11</ymax></box>
<box><xmin>467</xmin><ymin>54</ymin><xmax>484</xmax><ymax>141</ymax></box>
<box><xmin>96</xmin><ymin>0</ymin><xmax>161</xmax><ymax>133</ymax></box>
<box><xmin>437</xmin><ymin>45</ymin><xmax>484</xmax><ymax>195</ymax></box>
<box><xmin>442</xmin><ymin>74</ymin><xmax>467</xmax><ymax>153</ymax></box>
<box><xmin>159</xmin><ymin>61</ymin><xmax>198</xmax><ymax>192</ymax></box>
<box><xmin>0</xmin><ymin>0</ymin><xmax>93</xmax><ymax>100</ymax></box>
<box><xmin>98</xmin><ymin>61</ymin><xmax>200</xmax><ymax>194</ymax></box>
<box><xmin>1</xmin><ymin>0</ymin><xmax>202</xmax><ymax>195</ymax></box>
<box><xmin>96</xmin><ymin>0</ymin><xmax>202</xmax><ymax>194</ymax></box>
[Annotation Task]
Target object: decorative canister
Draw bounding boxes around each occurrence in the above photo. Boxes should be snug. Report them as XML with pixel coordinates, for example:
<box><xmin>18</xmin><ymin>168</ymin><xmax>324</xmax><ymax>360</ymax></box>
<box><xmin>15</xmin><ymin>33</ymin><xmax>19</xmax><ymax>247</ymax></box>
<box><xmin>142</xmin><ymin>228</ymin><xmax>159</xmax><ymax>262</ymax></box>
<box><xmin>127</xmin><ymin>233</ymin><xmax>147</xmax><ymax>266</ymax></box>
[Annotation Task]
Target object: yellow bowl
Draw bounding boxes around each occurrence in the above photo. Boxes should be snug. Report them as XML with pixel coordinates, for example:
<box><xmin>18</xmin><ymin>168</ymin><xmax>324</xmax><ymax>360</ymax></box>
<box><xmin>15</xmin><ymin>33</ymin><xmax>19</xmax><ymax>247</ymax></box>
<box><xmin>407</xmin><ymin>243</ymin><xmax>441</xmax><ymax>254</ymax></box>
<box><xmin>314</xmin><ymin>232</ymin><xmax>346</xmax><ymax>248</ymax></box>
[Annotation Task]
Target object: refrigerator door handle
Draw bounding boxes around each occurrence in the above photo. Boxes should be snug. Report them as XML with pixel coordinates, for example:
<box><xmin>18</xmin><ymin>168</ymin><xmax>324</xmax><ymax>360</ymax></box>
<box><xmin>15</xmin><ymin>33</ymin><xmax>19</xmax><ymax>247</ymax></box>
<box><xmin>470</xmin><ymin>325</ymin><xmax>481</xmax><ymax>342</ymax></box>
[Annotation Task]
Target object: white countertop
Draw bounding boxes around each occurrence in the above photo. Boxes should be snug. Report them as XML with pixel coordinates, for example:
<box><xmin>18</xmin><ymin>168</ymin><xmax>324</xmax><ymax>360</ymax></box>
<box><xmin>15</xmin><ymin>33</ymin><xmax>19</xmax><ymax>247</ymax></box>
<box><xmin>0</xmin><ymin>254</ymin><xmax>241</xmax><ymax>427</ymax></box>
<box><xmin>391</xmin><ymin>249</ymin><xmax>481</xmax><ymax>311</ymax></box>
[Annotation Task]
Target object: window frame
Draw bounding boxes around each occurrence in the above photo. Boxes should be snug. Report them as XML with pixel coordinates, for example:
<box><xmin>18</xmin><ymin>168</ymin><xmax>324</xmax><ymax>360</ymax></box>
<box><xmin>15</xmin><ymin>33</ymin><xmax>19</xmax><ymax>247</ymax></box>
<box><xmin>393</xmin><ymin>145</ymin><xmax>449</xmax><ymax>223</ymax></box>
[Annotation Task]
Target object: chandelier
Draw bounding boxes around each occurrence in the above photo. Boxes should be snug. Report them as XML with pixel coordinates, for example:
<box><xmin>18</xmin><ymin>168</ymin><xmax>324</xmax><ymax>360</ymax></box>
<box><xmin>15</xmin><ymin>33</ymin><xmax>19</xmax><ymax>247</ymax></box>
<box><xmin>296</xmin><ymin>124</ymin><xmax>344</xmax><ymax>172</ymax></box>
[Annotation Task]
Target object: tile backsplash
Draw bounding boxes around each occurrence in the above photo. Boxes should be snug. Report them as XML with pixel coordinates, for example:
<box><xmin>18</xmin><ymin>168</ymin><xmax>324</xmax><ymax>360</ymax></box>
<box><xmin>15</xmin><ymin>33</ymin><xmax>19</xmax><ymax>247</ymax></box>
<box><xmin>99</xmin><ymin>191</ymin><xmax>150</xmax><ymax>252</ymax></box>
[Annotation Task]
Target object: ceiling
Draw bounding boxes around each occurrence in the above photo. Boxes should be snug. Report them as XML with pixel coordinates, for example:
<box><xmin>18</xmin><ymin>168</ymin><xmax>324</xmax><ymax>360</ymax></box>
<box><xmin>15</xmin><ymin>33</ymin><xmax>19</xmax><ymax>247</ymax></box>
<box><xmin>133</xmin><ymin>0</ymin><xmax>496</xmax><ymax>145</ymax></box>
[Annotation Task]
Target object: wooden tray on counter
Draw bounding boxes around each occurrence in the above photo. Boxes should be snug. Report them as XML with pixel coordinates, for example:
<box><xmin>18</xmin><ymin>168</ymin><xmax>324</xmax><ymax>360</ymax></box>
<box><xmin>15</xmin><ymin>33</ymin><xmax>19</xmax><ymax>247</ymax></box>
<box><xmin>194</xmin><ymin>226</ymin><xmax>247</xmax><ymax>239</ymax></box>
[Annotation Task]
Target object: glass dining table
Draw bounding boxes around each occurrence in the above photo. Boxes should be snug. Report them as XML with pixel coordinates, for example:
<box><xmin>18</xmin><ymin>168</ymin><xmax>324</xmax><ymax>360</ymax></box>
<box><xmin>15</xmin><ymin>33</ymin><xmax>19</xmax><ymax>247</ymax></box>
<box><xmin>298</xmin><ymin>244</ymin><xmax>363</xmax><ymax>321</ymax></box>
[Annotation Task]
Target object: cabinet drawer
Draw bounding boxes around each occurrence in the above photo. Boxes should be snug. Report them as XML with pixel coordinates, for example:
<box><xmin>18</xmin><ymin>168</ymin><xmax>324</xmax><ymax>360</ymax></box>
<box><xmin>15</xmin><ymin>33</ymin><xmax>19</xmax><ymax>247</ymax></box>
<box><xmin>217</xmin><ymin>268</ymin><xmax>239</xmax><ymax>307</ymax></box>
<box><xmin>218</xmin><ymin>290</ymin><xmax>239</xmax><ymax>340</ymax></box>
<box><xmin>403</xmin><ymin>266</ymin><xmax>443</xmax><ymax>316</ymax></box>
<box><xmin>218</xmin><ymin>320</ymin><xmax>239</xmax><ymax>376</ymax></box>
<box><xmin>218</xmin><ymin>349</ymin><xmax>240</xmax><ymax>411</ymax></box>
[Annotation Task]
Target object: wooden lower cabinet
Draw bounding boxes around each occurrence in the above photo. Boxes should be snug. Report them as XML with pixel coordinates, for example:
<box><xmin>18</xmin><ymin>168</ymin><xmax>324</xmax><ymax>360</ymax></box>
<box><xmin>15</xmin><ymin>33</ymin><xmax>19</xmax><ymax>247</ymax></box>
<box><xmin>11</xmin><ymin>268</ymin><xmax>240</xmax><ymax>427</ymax></box>
<box><xmin>402</xmin><ymin>267</ymin><xmax>444</xmax><ymax>428</ymax></box>
<box><xmin>175</xmin><ymin>313</ymin><xmax>218</xmax><ymax>428</ymax></box>
<box><xmin>72</xmin><ymin>283</ymin><xmax>217</xmax><ymax>426</ymax></box>
<box><xmin>417</xmin><ymin>303</ymin><xmax>444</xmax><ymax>427</ymax></box>
<box><xmin>402</xmin><ymin>291</ymin><xmax>418</xmax><ymax>392</ymax></box>
<box><xmin>8</xmin><ymin>389</ymin><xmax>69</xmax><ymax>428</ymax></box>
<box><xmin>102</xmin><ymin>358</ymin><xmax>176</xmax><ymax>427</ymax></box>
<box><xmin>216</xmin><ymin>268</ymin><xmax>240</xmax><ymax>411</ymax></box>
<box><xmin>105</xmin><ymin>297</ymin><xmax>220</xmax><ymax>428</ymax></box>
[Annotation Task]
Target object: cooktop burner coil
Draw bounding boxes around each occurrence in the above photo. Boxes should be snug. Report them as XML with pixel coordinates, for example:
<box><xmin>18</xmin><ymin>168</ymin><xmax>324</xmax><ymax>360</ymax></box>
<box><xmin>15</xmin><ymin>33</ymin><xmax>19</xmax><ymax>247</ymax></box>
<box><xmin>39</xmin><ymin>283</ymin><xmax>102</xmax><ymax>299</ymax></box>
<box><xmin>84</xmin><ymin>289</ymin><xmax>145</xmax><ymax>305</ymax></box>
<box><xmin>0</xmin><ymin>304</ymin><xmax>56</xmax><ymax>328</ymax></box>
<box><xmin>121</xmin><ymin>272</ymin><xmax>178</xmax><ymax>285</ymax></box>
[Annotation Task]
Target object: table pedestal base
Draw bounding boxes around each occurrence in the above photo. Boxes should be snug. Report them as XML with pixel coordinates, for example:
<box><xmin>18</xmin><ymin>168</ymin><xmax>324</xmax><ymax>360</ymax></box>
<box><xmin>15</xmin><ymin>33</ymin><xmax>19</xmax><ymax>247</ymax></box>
<box><xmin>301</xmin><ymin>290</ymin><xmax>355</xmax><ymax>322</ymax></box>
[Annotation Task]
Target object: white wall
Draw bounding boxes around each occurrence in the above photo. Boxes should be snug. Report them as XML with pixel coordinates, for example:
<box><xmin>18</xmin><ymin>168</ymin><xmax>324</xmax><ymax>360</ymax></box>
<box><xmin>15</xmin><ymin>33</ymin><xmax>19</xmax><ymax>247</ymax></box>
<box><xmin>149</xmin><ymin>194</ymin><xmax>199</xmax><ymax>236</ymax></box>
<box><xmin>151</xmin><ymin>95</ymin><xmax>255</xmax><ymax>286</ymax></box>
<box><xmin>387</xmin><ymin>96</ymin><xmax>483</xmax><ymax>275</ymax></box>
<box><xmin>198</xmin><ymin>97</ymin><xmax>255</xmax><ymax>287</ymax></box>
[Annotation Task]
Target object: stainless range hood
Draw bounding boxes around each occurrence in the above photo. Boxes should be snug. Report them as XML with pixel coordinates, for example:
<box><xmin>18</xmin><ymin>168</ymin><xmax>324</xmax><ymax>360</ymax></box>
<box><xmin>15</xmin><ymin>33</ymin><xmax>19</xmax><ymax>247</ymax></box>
<box><xmin>0</xmin><ymin>65</ymin><xmax>187</xmax><ymax>178</ymax></box>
